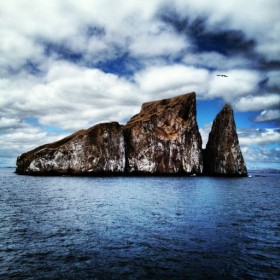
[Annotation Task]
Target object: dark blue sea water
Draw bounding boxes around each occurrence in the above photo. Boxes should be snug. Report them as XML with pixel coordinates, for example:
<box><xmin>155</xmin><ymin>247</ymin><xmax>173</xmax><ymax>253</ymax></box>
<box><xmin>0</xmin><ymin>168</ymin><xmax>279</xmax><ymax>280</ymax></box>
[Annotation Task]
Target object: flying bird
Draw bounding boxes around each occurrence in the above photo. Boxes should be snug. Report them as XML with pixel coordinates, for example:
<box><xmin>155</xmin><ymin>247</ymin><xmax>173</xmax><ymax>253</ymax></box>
<box><xmin>217</xmin><ymin>74</ymin><xmax>228</xmax><ymax>77</ymax></box>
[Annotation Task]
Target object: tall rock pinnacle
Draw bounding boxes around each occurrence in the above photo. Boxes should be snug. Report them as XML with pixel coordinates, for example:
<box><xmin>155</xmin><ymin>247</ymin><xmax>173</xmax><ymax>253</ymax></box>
<box><xmin>203</xmin><ymin>104</ymin><xmax>247</xmax><ymax>176</ymax></box>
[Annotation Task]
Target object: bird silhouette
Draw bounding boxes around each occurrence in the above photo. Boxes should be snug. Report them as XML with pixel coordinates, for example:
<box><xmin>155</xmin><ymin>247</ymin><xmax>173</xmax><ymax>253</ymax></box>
<box><xmin>217</xmin><ymin>75</ymin><xmax>228</xmax><ymax>77</ymax></box>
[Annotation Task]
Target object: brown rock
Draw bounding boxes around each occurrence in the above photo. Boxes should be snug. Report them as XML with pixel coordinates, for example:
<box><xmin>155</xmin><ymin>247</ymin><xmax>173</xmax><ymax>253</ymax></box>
<box><xmin>16</xmin><ymin>122</ymin><xmax>125</xmax><ymax>175</ymax></box>
<box><xmin>203</xmin><ymin>104</ymin><xmax>247</xmax><ymax>176</ymax></box>
<box><xmin>124</xmin><ymin>92</ymin><xmax>203</xmax><ymax>174</ymax></box>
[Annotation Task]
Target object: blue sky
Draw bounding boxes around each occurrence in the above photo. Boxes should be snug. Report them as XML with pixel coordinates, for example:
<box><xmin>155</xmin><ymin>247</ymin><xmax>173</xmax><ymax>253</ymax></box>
<box><xmin>0</xmin><ymin>0</ymin><xmax>279</xmax><ymax>169</ymax></box>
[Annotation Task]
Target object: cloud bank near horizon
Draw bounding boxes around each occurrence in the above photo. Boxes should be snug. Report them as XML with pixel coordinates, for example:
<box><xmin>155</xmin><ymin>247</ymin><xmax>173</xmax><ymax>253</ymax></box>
<box><xmin>0</xmin><ymin>0</ymin><xmax>279</xmax><ymax>168</ymax></box>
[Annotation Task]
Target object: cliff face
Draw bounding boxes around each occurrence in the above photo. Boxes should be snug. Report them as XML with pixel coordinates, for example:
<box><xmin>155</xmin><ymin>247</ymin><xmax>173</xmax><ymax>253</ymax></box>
<box><xmin>203</xmin><ymin>104</ymin><xmax>247</xmax><ymax>176</ymax></box>
<box><xmin>16</xmin><ymin>122</ymin><xmax>125</xmax><ymax>175</ymax></box>
<box><xmin>124</xmin><ymin>92</ymin><xmax>203</xmax><ymax>174</ymax></box>
<box><xmin>16</xmin><ymin>92</ymin><xmax>247</xmax><ymax>176</ymax></box>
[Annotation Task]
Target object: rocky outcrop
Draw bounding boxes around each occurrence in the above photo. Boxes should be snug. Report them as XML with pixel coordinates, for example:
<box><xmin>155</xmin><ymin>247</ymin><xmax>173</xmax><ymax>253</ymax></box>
<box><xmin>16</xmin><ymin>122</ymin><xmax>125</xmax><ymax>175</ymax></box>
<box><xmin>124</xmin><ymin>92</ymin><xmax>203</xmax><ymax>174</ymax></box>
<box><xmin>203</xmin><ymin>104</ymin><xmax>247</xmax><ymax>176</ymax></box>
<box><xmin>16</xmin><ymin>92</ymin><xmax>247</xmax><ymax>176</ymax></box>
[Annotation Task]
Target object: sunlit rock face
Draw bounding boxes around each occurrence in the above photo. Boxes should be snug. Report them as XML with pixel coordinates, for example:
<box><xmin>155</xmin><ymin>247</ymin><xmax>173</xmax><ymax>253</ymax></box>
<box><xmin>16</xmin><ymin>122</ymin><xmax>125</xmax><ymax>175</ymax></box>
<box><xmin>203</xmin><ymin>104</ymin><xmax>247</xmax><ymax>176</ymax></box>
<box><xmin>124</xmin><ymin>92</ymin><xmax>203</xmax><ymax>174</ymax></box>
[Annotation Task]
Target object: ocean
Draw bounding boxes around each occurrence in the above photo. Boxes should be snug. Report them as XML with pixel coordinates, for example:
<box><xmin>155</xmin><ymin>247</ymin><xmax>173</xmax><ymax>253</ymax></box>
<box><xmin>0</xmin><ymin>168</ymin><xmax>279</xmax><ymax>279</ymax></box>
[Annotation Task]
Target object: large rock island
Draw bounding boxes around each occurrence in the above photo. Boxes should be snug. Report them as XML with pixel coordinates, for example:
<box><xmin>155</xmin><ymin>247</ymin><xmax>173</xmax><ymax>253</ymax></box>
<box><xmin>16</xmin><ymin>92</ymin><xmax>247</xmax><ymax>176</ymax></box>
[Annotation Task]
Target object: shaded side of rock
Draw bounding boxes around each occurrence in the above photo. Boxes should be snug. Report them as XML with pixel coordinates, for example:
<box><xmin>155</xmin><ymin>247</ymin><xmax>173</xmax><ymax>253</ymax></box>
<box><xmin>203</xmin><ymin>104</ymin><xmax>247</xmax><ymax>176</ymax></box>
<box><xmin>124</xmin><ymin>92</ymin><xmax>203</xmax><ymax>174</ymax></box>
<box><xmin>16</xmin><ymin>122</ymin><xmax>125</xmax><ymax>175</ymax></box>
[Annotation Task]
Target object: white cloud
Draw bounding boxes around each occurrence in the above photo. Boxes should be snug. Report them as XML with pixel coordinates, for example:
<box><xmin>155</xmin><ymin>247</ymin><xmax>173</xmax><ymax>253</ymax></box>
<box><xmin>255</xmin><ymin>110</ymin><xmax>280</xmax><ymax>122</ymax></box>
<box><xmin>238</xmin><ymin>127</ymin><xmax>280</xmax><ymax>169</ymax></box>
<box><xmin>238</xmin><ymin>128</ymin><xmax>280</xmax><ymax>146</ymax></box>
<box><xmin>129</xmin><ymin>28</ymin><xmax>188</xmax><ymax>58</ymax></box>
<box><xmin>135</xmin><ymin>64</ymin><xmax>209</xmax><ymax>97</ymax></box>
<box><xmin>0</xmin><ymin>30</ymin><xmax>44</xmax><ymax>69</ymax></box>
<box><xmin>241</xmin><ymin>146</ymin><xmax>280</xmax><ymax>170</ymax></box>
<box><xmin>0</xmin><ymin>117</ymin><xmax>21</xmax><ymax>129</ymax></box>
<box><xmin>1</xmin><ymin>1</ymin><xmax>81</xmax><ymax>40</ymax></box>
<box><xmin>235</xmin><ymin>94</ymin><xmax>280</xmax><ymax>112</ymax></box>
<box><xmin>0</xmin><ymin>61</ymin><xmax>142</xmax><ymax>130</ymax></box>
<box><xmin>208</xmin><ymin>70</ymin><xmax>260</xmax><ymax>101</ymax></box>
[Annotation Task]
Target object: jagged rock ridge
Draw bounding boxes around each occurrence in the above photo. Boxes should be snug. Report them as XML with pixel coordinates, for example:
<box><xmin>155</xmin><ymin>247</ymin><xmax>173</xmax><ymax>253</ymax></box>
<box><xmin>203</xmin><ymin>104</ymin><xmax>247</xmax><ymax>176</ymax></box>
<box><xmin>16</xmin><ymin>92</ymin><xmax>247</xmax><ymax>176</ymax></box>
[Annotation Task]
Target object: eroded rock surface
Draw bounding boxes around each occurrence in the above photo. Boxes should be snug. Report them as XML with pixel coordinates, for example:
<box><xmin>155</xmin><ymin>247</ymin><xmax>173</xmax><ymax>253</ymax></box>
<box><xmin>203</xmin><ymin>104</ymin><xmax>247</xmax><ymax>176</ymax></box>
<box><xmin>124</xmin><ymin>92</ymin><xmax>203</xmax><ymax>174</ymax></box>
<box><xmin>16</xmin><ymin>122</ymin><xmax>125</xmax><ymax>175</ymax></box>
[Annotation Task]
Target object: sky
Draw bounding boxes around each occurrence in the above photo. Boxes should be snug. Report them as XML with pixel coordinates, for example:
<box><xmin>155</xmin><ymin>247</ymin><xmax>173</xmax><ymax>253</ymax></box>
<box><xmin>0</xmin><ymin>0</ymin><xmax>279</xmax><ymax>170</ymax></box>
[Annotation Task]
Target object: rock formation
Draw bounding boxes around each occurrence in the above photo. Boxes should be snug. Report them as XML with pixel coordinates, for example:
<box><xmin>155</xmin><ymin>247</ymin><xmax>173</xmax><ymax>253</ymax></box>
<box><xmin>203</xmin><ymin>104</ymin><xmax>247</xmax><ymax>176</ymax></box>
<box><xmin>124</xmin><ymin>93</ymin><xmax>203</xmax><ymax>174</ymax></box>
<box><xmin>16</xmin><ymin>92</ymin><xmax>247</xmax><ymax>176</ymax></box>
<box><xmin>16</xmin><ymin>122</ymin><xmax>125</xmax><ymax>175</ymax></box>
